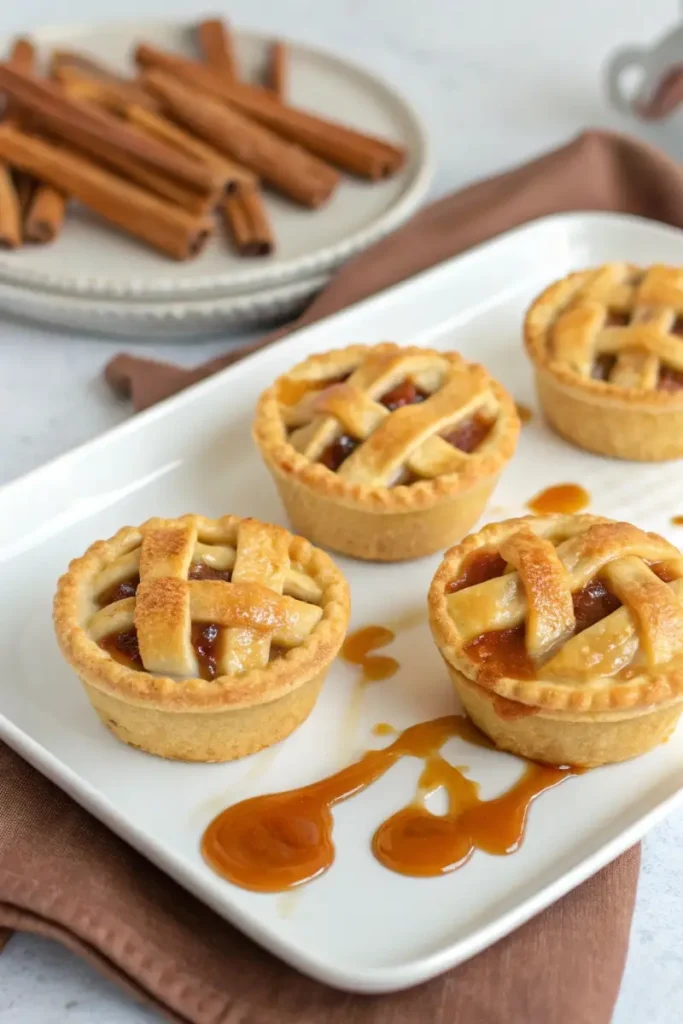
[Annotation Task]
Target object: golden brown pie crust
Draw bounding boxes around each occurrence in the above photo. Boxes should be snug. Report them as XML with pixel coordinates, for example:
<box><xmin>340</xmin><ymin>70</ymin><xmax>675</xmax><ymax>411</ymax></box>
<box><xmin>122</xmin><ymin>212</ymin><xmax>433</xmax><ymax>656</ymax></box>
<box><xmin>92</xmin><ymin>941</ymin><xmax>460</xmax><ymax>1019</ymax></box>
<box><xmin>525</xmin><ymin>263</ymin><xmax>683</xmax><ymax>461</ymax></box>
<box><xmin>53</xmin><ymin>514</ymin><xmax>350</xmax><ymax>762</ymax></box>
<box><xmin>253</xmin><ymin>342</ymin><xmax>520</xmax><ymax>561</ymax></box>
<box><xmin>428</xmin><ymin>513</ymin><xmax>683</xmax><ymax>766</ymax></box>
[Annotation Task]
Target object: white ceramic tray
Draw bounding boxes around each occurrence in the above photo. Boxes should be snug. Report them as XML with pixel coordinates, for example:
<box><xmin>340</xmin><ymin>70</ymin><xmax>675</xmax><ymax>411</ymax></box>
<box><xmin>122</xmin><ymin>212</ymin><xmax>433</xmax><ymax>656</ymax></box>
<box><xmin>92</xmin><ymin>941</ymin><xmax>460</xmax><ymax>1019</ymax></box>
<box><xmin>2</xmin><ymin>212</ymin><xmax>683</xmax><ymax>995</ymax></box>
<box><xmin>0</xmin><ymin>19</ymin><xmax>431</xmax><ymax>302</ymax></box>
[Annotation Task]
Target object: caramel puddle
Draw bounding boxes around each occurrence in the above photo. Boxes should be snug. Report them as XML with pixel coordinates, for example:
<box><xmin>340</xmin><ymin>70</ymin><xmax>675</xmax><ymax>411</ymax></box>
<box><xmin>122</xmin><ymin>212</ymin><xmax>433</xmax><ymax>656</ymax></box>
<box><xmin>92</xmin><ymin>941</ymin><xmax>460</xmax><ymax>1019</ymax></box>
<box><xmin>202</xmin><ymin>716</ymin><xmax>578</xmax><ymax>892</ymax></box>
<box><xmin>527</xmin><ymin>483</ymin><xmax>590</xmax><ymax>515</ymax></box>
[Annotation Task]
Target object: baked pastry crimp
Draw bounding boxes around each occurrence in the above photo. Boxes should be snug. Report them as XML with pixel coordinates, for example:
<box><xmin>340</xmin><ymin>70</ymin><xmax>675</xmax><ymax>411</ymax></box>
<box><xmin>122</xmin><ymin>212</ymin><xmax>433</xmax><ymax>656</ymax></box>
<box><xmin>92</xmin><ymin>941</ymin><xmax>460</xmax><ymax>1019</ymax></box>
<box><xmin>54</xmin><ymin>514</ymin><xmax>350</xmax><ymax>762</ymax></box>
<box><xmin>525</xmin><ymin>262</ymin><xmax>683</xmax><ymax>460</ymax></box>
<box><xmin>429</xmin><ymin>514</ymin><xmax>683</xmax><ymax>766</ymax></box>
<box><xmin>253</xmin><ymin>343</ymin><xmax>520</xmax><ymax>561</ymax></box>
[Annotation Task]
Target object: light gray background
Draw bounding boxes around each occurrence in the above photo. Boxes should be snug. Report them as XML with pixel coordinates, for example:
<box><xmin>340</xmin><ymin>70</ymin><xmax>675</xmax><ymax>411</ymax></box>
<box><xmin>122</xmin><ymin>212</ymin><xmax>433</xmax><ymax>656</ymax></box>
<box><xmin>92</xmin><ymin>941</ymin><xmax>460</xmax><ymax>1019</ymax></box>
<box><xmin>1</xmin><ymin>1</ymin><xmax>682</xmax><ymax>1021</ymax></box>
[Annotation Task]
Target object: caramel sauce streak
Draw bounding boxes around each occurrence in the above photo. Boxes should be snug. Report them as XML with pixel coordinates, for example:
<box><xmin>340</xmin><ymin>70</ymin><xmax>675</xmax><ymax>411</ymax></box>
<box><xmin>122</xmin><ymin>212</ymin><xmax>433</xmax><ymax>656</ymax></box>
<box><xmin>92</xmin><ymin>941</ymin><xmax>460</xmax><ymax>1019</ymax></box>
<box><xmin>341</xmin><ymin>625</ymin><xmax>399</xmax><ymax>683</ymax></box>
<box><xmin>201</xmin><ymin>715</ymin><xmax>576</xmax><ymax>892</ymax></box>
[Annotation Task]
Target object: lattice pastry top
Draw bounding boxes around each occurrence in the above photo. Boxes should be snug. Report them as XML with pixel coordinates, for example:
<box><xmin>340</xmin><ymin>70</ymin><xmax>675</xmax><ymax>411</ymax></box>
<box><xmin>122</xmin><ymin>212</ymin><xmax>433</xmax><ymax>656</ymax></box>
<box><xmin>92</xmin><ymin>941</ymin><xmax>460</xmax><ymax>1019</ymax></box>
<box><xmin>253</xmin><ymin>343</ymin><xmax>520</xmax><ymax>511</ymax></box>
<box><xmin>525</xmin><ymin>263</ymin><xmax>683</xmax><ymax>397</ymax></box>
<box><xmin>54</xmin><ymin>515</ymin><xmax>350</xmax><ymax>710</ymax></box>
<box><xmin>428</xmin><ymin>514</ymin><xmax>683</xmax><ymax>713</ymax></box>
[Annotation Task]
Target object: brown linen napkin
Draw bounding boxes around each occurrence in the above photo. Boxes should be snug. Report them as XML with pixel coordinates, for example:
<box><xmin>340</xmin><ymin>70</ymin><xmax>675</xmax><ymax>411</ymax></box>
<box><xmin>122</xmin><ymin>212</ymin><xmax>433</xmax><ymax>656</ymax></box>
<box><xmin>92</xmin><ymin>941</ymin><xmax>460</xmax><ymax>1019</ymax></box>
<box><xmin>1</xmin><ymin>125</ymin><xmax>669</xmax><ymax>1023</ymax></box>
<box><xmin>0</xmin><ymin>740</ymin><xmax>639</xmax><ymax>1024</ymax></box>
<box><xmin>107</xmin><ymin>127</ymin><xmax>683</xmax><ymax>410</ymax></box>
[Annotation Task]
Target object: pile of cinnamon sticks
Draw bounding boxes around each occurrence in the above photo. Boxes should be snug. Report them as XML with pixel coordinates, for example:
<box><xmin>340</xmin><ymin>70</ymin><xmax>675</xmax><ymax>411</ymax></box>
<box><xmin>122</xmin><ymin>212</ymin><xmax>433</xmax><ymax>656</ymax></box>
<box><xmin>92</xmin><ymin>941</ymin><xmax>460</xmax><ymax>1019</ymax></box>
<box><xmin>0</xmin><ymin>19</ymin><xmax>407</xmax><ymax>260</ymax></box>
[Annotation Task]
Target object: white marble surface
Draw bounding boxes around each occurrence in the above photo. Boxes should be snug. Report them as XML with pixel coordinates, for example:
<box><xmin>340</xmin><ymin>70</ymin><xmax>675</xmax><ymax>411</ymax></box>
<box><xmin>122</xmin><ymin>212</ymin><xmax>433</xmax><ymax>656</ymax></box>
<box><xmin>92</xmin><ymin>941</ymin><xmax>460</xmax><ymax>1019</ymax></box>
<box><xmin>1</xmin><ymin>0</ymin><xmax>683</xmax><ymax>1021</ymax></box>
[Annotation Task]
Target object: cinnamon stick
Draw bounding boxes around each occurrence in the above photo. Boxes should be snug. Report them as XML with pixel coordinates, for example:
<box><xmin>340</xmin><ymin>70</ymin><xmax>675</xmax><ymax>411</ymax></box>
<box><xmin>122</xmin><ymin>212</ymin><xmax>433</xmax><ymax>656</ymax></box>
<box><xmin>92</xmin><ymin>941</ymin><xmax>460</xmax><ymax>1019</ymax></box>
<box><xmin>198</xmin><ymin>19</ymin><xmax>237</xmax><ymax>79</ymax></box>
<box><xmin>9</xmin><ymin>39</ymin><xmax>68</xmax><ymax>247</ymax></box>
<box><xmin>145</xmin><ymin>70</ymin><xmax>339</xmax><ymax>208</ymax></box>
<box><xmin>0</xmin><ymin>65</ymin><xmax>222</xmax><ymax>202</ymax></box>
<box><xmin>0</xmin><ymin>163</ymin><xmax>21</xmax><ymax>247</ymax></box>
<box><xmin>78</xmin><ymin>135</ymin><xmax>213</xmax><ymax>214</ymax></box>
<box><xmin>268</xmin><ymin>42</ymin><xmax>287</xmax><ymax>100</ymax></box>
<box><xmin>0</xmin><ymin>124</ymin><xmax>212</xmax><ymax>259</ymax></box>
<box><xmin>51</xmin><ymin>50</ymin><xmax>158</xmax><ymax>110</ymax></box>
<box><xmin>55</xmin><ymin>82</ymin><xmax>247</xmax><ymax>207</ymax></box>
<box><xmin>7</xmin><ymin>37</ymin><xmax>34</xmax><ymax>73</ymax></box>
<box><xmin>220</xmin><ymin>186</ymin><xmax>273</xmax><ymax>256</ymax></box>
<box><xmin>53</xmin><ymin>65</ymin><xmax>160</xmax><ymax>115</ymax></box>
<box><xmin>124</xmin><ymin>104</ymin><xmax>256</xmax><ymax>193</ymax></box>
<box><xmin>1</xmin><ymin>37</ymin><xmax>37</xmax><ymax>246</ymax></box>
<box><xmin>24</xmin><ymin>183</ymin><xmax>66</xmax><ymax>243</ymax></box>
<box><xmin>135</xmin><ymin>43</ymin><xmax>406</xmax><ymax>179</ymax></box>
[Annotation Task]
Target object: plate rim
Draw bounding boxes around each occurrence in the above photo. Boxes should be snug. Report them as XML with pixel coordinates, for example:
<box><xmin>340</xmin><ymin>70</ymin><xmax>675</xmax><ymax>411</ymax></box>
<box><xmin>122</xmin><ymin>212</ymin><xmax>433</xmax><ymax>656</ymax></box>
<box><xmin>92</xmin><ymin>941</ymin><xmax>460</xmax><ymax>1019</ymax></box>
<box><xmin>0</xmin><ymin>271</ymin><xmax>328</xmax><ymax>338</ymax></box>
<box><xmin>0</xmin><ymin>18</ymin><xmax>432</xmax><ymax>301</ymax></box>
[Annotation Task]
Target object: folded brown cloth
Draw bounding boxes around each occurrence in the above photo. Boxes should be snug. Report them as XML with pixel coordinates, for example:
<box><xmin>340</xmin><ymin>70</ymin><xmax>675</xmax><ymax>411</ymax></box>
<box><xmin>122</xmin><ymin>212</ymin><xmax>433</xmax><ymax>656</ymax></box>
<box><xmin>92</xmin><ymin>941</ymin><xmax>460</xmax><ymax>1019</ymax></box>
<box><xmin>3</xmin><ymin>126</ymin><xmax>677</xmax><ymax>1024</ymax></box>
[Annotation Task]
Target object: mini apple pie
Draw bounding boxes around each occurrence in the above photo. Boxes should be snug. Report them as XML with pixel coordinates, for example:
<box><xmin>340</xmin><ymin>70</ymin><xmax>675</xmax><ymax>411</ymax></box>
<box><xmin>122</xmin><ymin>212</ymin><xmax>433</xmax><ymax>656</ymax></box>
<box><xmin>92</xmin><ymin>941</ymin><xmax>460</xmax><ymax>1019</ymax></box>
<box><xmin>525</xmin><ymin>262</ymin><xmax>683</xmax><ymax>460</ymax></box>
<box><xmin>54</xmin><ymin>514</ymin><xmax>350</xmax><ymax>762</ymax></box>
<box><xmin>429</xmin><ymin>514</ymin><xmax>683</xmax><ymax>767</ymax></box>
<box><xmin>253</xmin><ymin>343</ymin><xmax>520</xmax><ymax>561</ymax></box>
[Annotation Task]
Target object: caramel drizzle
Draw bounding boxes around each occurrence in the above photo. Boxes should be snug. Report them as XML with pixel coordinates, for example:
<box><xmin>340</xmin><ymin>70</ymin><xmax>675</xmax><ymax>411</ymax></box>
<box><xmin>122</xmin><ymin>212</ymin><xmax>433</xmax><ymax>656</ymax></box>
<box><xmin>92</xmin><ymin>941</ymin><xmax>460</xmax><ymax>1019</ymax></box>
<box><xmin>341</xmin><ymin>625</ymin><xmax>399</xmax><ymax>683</ymax></box>
<box><xmin>201</xmin><ymin>715</ymin><xmax>578</xmax><ymax>892</ymax></box>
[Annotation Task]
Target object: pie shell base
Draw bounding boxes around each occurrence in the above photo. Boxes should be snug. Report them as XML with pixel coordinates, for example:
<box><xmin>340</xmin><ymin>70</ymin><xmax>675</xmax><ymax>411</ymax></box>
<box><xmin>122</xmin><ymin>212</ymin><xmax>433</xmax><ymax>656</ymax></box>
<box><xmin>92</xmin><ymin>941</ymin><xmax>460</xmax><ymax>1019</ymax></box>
<box><xmin>448</xmin><ymin>667</ymin><xmax>682</xmax><ymax>768</ymax></box>
<box><xmin>83</xmin><ymin>670</ymin><xmax>326</xmax><ymax>763</ymax></box>
<box><xmin>534</xmin><ymin>368</ymin><xmax>683</xmax><ymax>462</ymax></box>
<box><xmin>265</xmin><ymin>454</ymin><xmax>501</xmax><ymax>562</ymax></box>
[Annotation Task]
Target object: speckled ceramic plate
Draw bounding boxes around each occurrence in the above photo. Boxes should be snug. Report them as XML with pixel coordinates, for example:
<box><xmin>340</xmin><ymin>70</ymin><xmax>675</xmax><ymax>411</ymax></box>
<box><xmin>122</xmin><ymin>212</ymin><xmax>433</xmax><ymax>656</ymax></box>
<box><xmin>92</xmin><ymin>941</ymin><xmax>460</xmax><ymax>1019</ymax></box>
<box><xmin>0</xmin><ymin>18</ymin><xmax>431</xmax><ymax>301</ymax></box>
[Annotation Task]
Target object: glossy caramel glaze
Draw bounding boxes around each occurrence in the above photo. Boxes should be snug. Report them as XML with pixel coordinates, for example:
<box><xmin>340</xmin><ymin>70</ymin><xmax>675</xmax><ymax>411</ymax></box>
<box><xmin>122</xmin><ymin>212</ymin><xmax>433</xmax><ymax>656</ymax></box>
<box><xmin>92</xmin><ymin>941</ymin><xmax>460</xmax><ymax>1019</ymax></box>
<box><xmin>572</xmin><ymin>577</ymin><xmax>620</xmax><ymax>632</ymax></box>
<box><xmin>318</xmin><ymin>376</ymin><xmax>429</xmax><ymax>472</ymax></box>
<box><xmin>100</xmin><ymin>622</ymin><xmax>224</xmax><ymax>680</ymax></box>
<box><xmin>319</xmin><ymin>433</ymin><xmax>359</xmax><ymax>471</ymax></box>
<box><xmin>527</xmin><ymin>483</ymin><xmax>590</xmax><ymax>515</ymax></box>
<box><xmin>466</xmin><ymin>625</ymin><xmax>535</xmax><ymax>684</ymax></box>
<box><xmin>99</xmin><ymin>629</ymin><xmax>142</xmax><ymax>669</ymax></box>
<box><xmin>192</xmin><ymin>623</ymin><xmax>220</xmax><ymax>680</ymax></box>
<box><xmin>341</xmin><ymin>625</ymin><xmax>399</xmax><ymax>683</ymax></box>
<box><xmin>659</xmin><ymin>366</ymin><xmax>683</xmax><ymax>391</ymax></box>
<box><xmin>515</xmin><ymin>402</ymin><xmax>533</xmax><ymax>424</ymax></box>
<box><xmin>462</xmin><ymin>573</ymin><xmax>627</xmax><ymax>685</ymax></box>
<box><xmin>97</xmin><ymin>575</ymin><xmax>139</xmax><ymax>608</ymax></box>
<box><xmin>373</xmin><ymin>752</ymin><xmax>572</xmax><ymax>875</ymax></box>
<box><xmin>379</xmin><ymin>380</ymin><xmax>429</xmax><ymax>410</ymax></box>
<box><xmin>446</xmin><ymin>550</ymin><xmax>506</xmax><ymax>594</ymax></box>
<box><xmin>591</xmin><ymin>354</ymin><xmax>617</xmax><ymax>381</ymax></box>
<box><xmin>201</xmin><ymin>714</ymin><xmax>576</xmax><ymax>891</ymax></box>
<box><xmin>188</xmin><ymin>562</ymin><xmax>233</xmax><ymax>583</ymax></box>
<box><xmin>372</xmin><ymin>722</ymin><xmax>397</xmax><ymax>736</ymax></box>
<box><xmin>443</xmin><ymin>413</ymin><xmax>493</xmax><ymax>453</ymax></box>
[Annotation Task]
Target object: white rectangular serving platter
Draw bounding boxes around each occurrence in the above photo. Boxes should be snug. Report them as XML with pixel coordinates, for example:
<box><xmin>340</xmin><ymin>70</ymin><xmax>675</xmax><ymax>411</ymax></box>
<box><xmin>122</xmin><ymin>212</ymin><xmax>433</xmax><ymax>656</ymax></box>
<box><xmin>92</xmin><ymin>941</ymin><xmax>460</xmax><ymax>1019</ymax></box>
<box><xmin>2</xmin><ymin>211</ymin><xmax>683</xmax><ymax>995</ymax></box>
